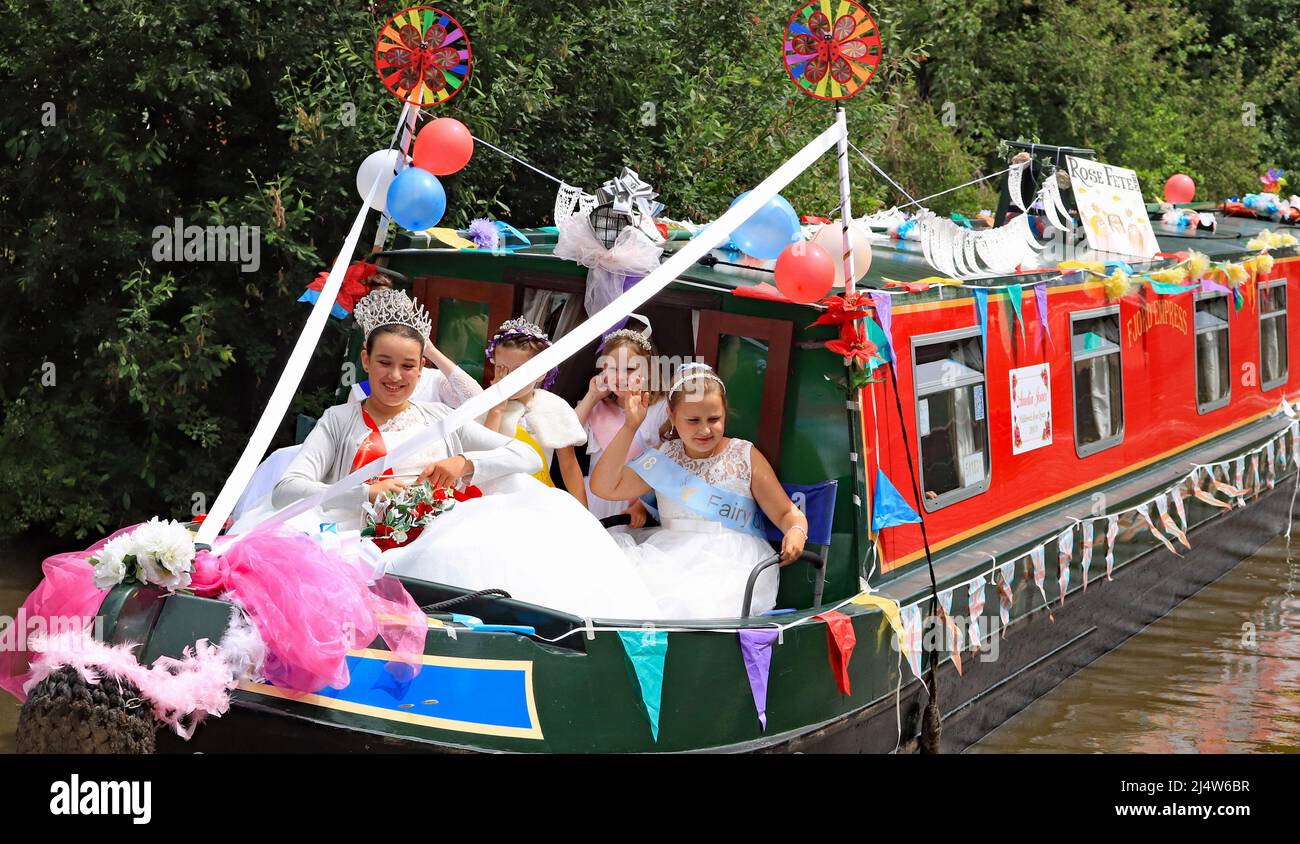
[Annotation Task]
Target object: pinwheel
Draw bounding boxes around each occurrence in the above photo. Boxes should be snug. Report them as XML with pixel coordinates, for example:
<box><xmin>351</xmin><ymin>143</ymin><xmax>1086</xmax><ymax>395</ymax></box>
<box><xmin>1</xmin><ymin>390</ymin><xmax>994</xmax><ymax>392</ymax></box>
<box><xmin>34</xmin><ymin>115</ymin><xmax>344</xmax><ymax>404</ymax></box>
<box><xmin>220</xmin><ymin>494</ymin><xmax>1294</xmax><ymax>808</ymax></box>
<box><xmin>783</xmin><ymin>1</ymin><xmax>882</xmax><ymax>100</ymax></box>
<box><xmin>374</xmin><ymin>6</ymin><xmax>473</xmax><ymax>106</ymax></box>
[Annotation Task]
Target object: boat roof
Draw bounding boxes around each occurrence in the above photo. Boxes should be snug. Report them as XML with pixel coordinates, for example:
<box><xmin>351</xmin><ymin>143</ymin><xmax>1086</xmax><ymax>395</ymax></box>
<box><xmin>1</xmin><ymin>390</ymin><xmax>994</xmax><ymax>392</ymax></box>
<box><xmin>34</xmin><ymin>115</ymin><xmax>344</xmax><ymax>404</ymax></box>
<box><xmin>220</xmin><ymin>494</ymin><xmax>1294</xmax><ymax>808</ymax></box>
<box><xmin>388</xmin><ymin>205</ymin><xmax>1293</xmax><ymax>301</ymax></box>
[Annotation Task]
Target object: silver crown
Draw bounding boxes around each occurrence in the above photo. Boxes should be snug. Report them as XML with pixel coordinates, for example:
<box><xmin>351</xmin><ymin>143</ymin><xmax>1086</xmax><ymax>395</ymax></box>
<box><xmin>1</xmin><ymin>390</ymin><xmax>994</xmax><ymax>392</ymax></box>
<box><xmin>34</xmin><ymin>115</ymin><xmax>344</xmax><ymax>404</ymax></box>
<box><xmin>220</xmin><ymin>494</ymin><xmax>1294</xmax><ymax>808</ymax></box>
<box><xmin>353</xmin><ymin>288</ymin><xmax>432</xmax><ymax>341</ymax></box>
<box><xmin>601</xmin><ymin>313</ymin><xmax>653</xmax><ymax>351</ymax></box>
<box><xmin>495</xmin><ymin>316</ymin><xmax>549</xmax><ymax>341</ymax></box>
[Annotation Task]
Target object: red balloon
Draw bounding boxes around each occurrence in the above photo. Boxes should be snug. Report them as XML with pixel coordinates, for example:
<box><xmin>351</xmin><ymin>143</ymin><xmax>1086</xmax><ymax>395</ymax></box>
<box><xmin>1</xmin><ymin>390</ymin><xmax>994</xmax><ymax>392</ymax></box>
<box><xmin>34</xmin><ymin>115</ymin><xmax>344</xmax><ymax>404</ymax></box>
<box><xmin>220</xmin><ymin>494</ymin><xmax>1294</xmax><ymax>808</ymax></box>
<box><xmin>413</xmin><ymin>118</ymin><xmax>474</xmax><ymax>176</ymax></box>
<box><xmin>1164</xmin><ymin>173</ymin><xmax>1196</xmax><ymax>204</ymax></box>
<box><xmin>774</xmin><ymin>241</ymin><xmax>836</xmax><ymax>303</ymax></box>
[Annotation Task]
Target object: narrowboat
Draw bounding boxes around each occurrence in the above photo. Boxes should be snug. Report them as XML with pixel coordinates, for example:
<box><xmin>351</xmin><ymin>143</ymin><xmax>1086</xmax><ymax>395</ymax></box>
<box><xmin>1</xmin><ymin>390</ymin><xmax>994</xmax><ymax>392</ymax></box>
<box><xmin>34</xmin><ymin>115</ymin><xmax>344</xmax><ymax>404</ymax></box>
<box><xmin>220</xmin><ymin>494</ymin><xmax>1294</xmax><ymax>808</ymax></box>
<box><xmin>20</xmin><ymin>180</ymin><xmax>1299</xmax><ymax>754</ymax></box>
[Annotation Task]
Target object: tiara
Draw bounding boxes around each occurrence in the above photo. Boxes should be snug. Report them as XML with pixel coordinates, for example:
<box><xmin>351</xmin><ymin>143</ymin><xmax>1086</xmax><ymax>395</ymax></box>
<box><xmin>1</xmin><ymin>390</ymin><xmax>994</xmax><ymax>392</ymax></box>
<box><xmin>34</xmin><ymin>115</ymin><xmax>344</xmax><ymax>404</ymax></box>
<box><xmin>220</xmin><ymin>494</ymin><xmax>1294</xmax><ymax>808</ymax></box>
<box><xmin>600</xmin><ymin>313</ymin><xmax>653</xmax><ymax>352</ymax></box>
<box><xmin>487</xmin><ymin>316</ymin><xmax>559</xmax><ymax>389</ymax></box>
<box><xmin>354</xmin><ymin>288</ymin><xmax>432</xmax><ymax>341</ymax></box>
<box><xmin>667</xmin><ymin>362</ymin><xmax>726</xmax><ymax>399</ymax></box>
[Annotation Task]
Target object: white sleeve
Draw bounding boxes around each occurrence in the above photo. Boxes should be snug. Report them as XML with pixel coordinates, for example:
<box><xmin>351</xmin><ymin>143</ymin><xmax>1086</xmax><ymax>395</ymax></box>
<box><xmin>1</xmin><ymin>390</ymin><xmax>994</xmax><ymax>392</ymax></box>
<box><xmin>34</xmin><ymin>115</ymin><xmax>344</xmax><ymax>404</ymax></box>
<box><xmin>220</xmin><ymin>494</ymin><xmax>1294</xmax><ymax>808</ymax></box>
<box><xmin>434</xmin><ymin>365</ymin><xmax>485</xmax><ymax>408</ymax></box>
<box><xmin>271</xmin><ymin>410</ymin><xmax>368</xmax><ymax>517</ymax></box>
<box><xmin>457</xmin><ymin>418</ymin><xmax>543</xmax><ymax>483</ymax></box>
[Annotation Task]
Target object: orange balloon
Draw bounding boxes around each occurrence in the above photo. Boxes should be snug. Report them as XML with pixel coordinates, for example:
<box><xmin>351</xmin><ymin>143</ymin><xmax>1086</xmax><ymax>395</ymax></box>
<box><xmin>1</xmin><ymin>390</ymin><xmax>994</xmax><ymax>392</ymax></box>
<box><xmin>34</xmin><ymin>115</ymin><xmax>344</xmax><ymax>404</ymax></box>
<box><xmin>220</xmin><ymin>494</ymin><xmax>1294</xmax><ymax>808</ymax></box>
<box><xmin>413</xmin><ymin>118</ymin><xmax>474</xmax><ymax>176</ymax></box>
<box><xmin>774</xmin><ymin>242</ymin><xmax>836</xmax><ymax>303</ymax></box>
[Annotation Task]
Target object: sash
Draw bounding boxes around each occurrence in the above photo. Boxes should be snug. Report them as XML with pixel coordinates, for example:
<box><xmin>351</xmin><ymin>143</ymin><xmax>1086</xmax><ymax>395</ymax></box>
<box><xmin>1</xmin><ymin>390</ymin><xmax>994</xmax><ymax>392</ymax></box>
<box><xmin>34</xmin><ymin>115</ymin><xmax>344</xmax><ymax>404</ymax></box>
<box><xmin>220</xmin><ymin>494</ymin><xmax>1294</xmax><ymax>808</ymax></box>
<box><xmin>515</xmin><ymin>425</ymin><xmax>555</xmax><ymax>488</ymax></box>
<box><xmin>351</xmin><ymin>407</ymin><xmax>395</xmax><ymax>477</ymax></box>
<box><xmin>627</xmin><ymin>447</ymin><xmax>767</xmax><ymax>539</ymax></box>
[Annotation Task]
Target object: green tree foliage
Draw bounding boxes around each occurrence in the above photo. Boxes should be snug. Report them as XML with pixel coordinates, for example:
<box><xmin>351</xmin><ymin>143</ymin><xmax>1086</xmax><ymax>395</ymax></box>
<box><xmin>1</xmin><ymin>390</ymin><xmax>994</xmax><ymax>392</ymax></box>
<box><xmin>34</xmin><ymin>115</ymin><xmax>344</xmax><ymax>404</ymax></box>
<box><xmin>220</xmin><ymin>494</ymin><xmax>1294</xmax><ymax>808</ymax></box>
<box><xmin>0</xmin><ymin>0</ymin><xmax>1292</xmax><ymax>539</ymax></box>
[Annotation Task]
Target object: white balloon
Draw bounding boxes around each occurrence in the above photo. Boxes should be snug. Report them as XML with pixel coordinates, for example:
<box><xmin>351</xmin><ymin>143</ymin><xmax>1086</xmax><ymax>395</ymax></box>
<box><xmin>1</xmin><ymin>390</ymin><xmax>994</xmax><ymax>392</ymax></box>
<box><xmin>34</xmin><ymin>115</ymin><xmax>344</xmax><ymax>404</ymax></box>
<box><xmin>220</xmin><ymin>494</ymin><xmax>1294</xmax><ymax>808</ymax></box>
<box><xmin>811</xmin><ymin>221</ymin><xmax>875</xmax><ymax>287</ymax></box>
<box><xmin>356</xmin><ymin>149</ymin><xmax>406</xmax><ymax>213</ymax></box>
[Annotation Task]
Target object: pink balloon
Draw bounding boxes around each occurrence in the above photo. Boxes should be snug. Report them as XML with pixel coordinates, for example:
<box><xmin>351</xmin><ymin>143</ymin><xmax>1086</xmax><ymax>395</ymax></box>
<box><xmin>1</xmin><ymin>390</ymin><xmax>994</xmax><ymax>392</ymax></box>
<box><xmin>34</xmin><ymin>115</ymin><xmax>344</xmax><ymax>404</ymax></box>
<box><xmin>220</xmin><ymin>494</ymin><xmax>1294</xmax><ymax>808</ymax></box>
<box><xmin>1164</xmin><ymin>173</ymin><xmax>1196</xmax><ymax>204</ymax></box>
<box><xmin>413</xmin><ymin>118</ymin><xmax>474</xmax><ymax>176</ymax></box>
<box><xmin>775</xmin><ymin>242</ymin><xmax>836</xmax><ymax>303</ymax></box>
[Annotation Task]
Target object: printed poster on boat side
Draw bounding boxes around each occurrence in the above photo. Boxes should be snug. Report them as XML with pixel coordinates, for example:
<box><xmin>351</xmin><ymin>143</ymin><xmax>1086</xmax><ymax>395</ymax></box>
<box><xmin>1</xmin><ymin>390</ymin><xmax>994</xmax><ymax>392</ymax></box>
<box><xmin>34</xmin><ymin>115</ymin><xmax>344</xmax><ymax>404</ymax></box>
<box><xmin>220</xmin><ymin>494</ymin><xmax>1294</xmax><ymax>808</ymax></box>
<box><xmin>1066</xmin><ymin>156</ymin><xmax>1158</xmax><ymax>259</ymax></box>
<box><xmin>1010</xmin><ymin>363</ymin><xmax>1052</xmax><ymax>455</ymax></box>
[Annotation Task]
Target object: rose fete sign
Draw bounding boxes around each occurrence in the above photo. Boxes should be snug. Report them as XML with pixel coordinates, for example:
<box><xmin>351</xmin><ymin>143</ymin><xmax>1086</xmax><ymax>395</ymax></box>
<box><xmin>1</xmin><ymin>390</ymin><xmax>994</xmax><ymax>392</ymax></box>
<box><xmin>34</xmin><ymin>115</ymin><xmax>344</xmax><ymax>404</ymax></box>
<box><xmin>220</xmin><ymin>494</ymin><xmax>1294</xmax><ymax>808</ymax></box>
<box><xmin>1010</xmin><ymin>363</ymin><xmax>1052</xmax><ymax>455</ymax></box>
<box><xmin>1066</xmin><ymin>156</ymin><xmax>1158</xmax><ymax>259</ymax></box>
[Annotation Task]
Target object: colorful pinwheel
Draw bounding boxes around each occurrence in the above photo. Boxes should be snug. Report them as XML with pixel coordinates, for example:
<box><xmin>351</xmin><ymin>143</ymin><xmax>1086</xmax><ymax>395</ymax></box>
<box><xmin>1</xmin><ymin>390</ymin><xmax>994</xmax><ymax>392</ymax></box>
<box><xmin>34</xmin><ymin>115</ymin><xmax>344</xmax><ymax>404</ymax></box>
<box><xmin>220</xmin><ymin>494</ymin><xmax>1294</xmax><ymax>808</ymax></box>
<box><xmin>784</xmin><ymin>1</ymin><xmax>882</xmax><ymax>100</ymax></box>
<box><xmin>374</xmin><ymin>6</ymin><xmax>472</xmax><ymax>107</ymax></box>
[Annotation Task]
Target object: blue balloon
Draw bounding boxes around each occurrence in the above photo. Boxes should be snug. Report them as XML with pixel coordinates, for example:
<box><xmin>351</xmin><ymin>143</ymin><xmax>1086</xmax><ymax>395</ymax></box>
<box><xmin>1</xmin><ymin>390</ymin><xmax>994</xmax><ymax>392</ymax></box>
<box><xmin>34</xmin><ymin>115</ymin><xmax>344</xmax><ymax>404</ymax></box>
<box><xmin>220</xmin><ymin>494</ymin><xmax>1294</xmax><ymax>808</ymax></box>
<box><xmin>386</xmin><ymin>167</ymin><xmax>447</xmax><ymax>231</ymax></box>
<box><xmin>727</xmin><ymin>192</ymin><xmax>802</xmax><ymax>260</ymax></box>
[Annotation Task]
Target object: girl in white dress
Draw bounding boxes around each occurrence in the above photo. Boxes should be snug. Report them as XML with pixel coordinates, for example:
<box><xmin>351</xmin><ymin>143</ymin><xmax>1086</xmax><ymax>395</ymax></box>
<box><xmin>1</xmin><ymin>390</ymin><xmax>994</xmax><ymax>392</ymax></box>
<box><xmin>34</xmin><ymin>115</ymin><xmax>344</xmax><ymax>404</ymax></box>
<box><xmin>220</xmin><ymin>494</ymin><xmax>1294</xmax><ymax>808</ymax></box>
<box><xmin>260</xmin><ymin>288</ymin><xmax>661</xmax><ymax>620</ymax></box>
<box><xmin>574</xmin><ymin>321</ymin><xmax>669</xmax><ymax>525</ymax></box>
<box><xmin>479</xmin><ymin>317</ymin><xmax>588</xmax><ymax>503</ymax></box>
<box><xmin>591</xmin><ymin>363</ymin><xmax>809</xmax><ymax>619</ymax></box>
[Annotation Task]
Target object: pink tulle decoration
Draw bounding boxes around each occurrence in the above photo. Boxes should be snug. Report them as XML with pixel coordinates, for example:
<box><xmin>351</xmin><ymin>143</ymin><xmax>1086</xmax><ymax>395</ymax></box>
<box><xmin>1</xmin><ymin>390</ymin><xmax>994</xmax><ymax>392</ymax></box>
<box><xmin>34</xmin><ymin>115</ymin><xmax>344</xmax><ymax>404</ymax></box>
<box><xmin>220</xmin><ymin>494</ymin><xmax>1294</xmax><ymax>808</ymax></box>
<box><xmin>0</xmin><ymin>523</ymin><xmax>140</xmax><ymax>701</ymax></box>
<box><xmin>23</xmin><ymin>629</ymin><xmax>235</xmax><ymax>739</ymax></box>
<box><xmin>214</xmin><ymin>525</ymin><xmax>425</xmax><ymax>692</ymax></box>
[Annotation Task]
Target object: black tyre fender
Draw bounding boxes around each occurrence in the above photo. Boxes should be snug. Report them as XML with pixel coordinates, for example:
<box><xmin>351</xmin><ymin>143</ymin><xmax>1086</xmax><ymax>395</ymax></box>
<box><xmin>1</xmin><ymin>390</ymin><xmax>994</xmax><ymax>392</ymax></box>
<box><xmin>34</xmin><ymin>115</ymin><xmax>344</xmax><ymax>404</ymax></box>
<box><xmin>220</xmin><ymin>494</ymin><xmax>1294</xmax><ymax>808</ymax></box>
<box><xmin>16</xmin><ymin>665</ymin><xmax>157</xmax><ymax>754</ymax></box>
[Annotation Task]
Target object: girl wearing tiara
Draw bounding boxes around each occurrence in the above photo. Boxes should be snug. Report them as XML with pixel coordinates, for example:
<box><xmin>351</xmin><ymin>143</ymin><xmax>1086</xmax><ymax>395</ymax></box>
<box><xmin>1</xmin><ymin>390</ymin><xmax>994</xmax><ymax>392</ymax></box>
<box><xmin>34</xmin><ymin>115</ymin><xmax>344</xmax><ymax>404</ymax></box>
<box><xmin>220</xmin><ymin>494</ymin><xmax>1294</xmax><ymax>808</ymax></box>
<box><xmin>479</xmin><ymin>317</ymin><xmax>588</xmax><ymax>503</ymax></box>
<box><xmin>574</xmin><ymin>318</ymin><xmax>669</xmax><ymax>525</ymax></box>
<box><xmin>261</xmin><ymin>288</ymin><xmax>660</xmax><ymax>619</ymax></box>
<box><xmin>591</xmin><ymin>363</ymin><xmax>809</xmax><ymax>619</ymax></box>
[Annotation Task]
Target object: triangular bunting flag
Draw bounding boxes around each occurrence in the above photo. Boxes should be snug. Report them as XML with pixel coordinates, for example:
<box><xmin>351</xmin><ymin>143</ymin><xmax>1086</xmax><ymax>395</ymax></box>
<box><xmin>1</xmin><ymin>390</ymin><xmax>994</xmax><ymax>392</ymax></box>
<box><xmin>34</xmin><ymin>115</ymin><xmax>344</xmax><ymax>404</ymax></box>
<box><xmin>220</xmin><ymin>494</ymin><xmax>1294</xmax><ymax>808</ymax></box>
<box><xmin>869</xmin><ymin>292</ymin><xmax>894</xmax><ymax>362</ymax></box>
<box><xmin>1138</xmin><ymin>503</ymin><xmax>1181</xmax><ymax>557</ymax></box>
<box><xmin>815</xmin><ymin>610</ymin><xmax>857</xmax><ymax>695</ymax></box>
<box><xmin>997</xmin><ymin>562</ymin><xmax>1015</xmax><ymax>636</ymax></box>
<box><xmin>1034</xmin><ymin>282</ymin><xmax>1052</xmax><ymax>351</ymax></box>
<box><xmin>1155</xmin><ymin>494</ymin><xmax>1190</xmax><ymax>550</ymax></box>
<box><xmin>850</xmin><ymin>592</ymin><xmax>903</xmax><ymax>641</ymax></box>
<box><xmin>967</xmin><ymin>575</ymin><xmax>987</xmax><ymax>653</ymax></box>
<box><xmin>899</xmin><ymin>604</ymin><xmax>924</xmax><ymax>679</ymax></box>
<box><xmin>1105</xmin><ymin>515</ymin><xmax>1118</xmax><ymax>580</ymax></box>
<box><xmin>973</xmin><ymin>288</ymin><xmax>989</xmax><ymax>364</ymax></box>
<box><xmin>1081</xmin><ymin>521</ymin><xmax>1095</xmax><ymax>590</ymax></box>
<box><xmin>1030</xmin><ymin>546</ymin><xmax>1053</xmax><ymax>620</ymax></box>
<box><xmin>1057</xmin><ymin>527</ymin><xmax>1073</xmax><ymax>607</ymax></box>
<box><xmin>737</xmin><ymin>628</ymin><xmax>778</xmax><ymax>732</ymax></box>
<box><xmin>937</xmin><ymin>589</ymin><xmax>963</xmax><ymax>675</ymax></box>
<box><xmin>618</xmin><ymin>630</ymin><xmax>668</xmax><ymax>741</ymax></box>
<box><xmin>1007</xmin><ymin>284</ymin><xmax>1026</xmax><ymax>343</ymax></box>
<box><xmin>871</xmin><ymin>469</ymin><xmax>921</xmax><ymax>531</ymax></box>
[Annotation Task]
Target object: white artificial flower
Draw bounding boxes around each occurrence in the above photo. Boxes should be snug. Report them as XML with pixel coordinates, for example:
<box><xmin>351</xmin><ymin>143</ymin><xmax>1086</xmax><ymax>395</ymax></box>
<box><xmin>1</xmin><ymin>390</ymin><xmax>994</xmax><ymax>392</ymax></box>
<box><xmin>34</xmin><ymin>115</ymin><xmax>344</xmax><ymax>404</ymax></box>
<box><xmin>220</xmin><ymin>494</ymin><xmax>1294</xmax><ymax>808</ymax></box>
<box><xmin>139</xmin><ymin>555</ymin><xmax>193</xmax><ymax>591</ymax></box>
<box><xmin>93</xmin><ymin>556</ymin><xmax>128</xmax><ymax>590</ymax></box>
<box><xmin>155</xmin><ymin>529</ymin><xmax>196</xmax><ymax>575</ymax></box>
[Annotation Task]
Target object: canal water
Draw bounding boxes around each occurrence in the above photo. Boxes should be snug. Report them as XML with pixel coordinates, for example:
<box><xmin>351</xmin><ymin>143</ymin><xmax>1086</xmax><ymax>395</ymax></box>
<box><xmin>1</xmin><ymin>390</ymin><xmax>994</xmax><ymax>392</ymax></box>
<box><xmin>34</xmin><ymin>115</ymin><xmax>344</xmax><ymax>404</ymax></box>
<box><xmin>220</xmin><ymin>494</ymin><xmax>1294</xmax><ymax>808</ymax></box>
<box><xmin>969</xmin><ymin>532</ymin><xmax>1300</xmax><ymax>753</ymax></box>
<box><xmin>1</xmin><ymin>532</ymin><xmax>1297</xmax><ymax>753</ymax></box>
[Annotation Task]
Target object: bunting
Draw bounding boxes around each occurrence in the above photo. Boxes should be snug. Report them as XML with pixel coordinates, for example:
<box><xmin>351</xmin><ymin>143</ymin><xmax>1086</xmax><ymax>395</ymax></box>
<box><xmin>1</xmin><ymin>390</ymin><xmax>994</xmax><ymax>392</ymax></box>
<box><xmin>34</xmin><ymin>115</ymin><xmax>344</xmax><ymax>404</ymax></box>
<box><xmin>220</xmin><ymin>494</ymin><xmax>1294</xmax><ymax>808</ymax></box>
<box><xmin>1057</xmin><ymin>527</ymin><xmax>1073</xmax><ymax>607</ymax></box>
<box><xmin>619</xmin><ymin>630</ymin><xmax>668</xmax><ymax>741</ymax></box>
<box><xmin>815</xmin><ymin>611</ymin><xmax>857</xmax><ymax>695</ymax></box>
<box><xmin>1081</xmin><ymin>521</ymin><xmax>1095</xmax><ymax>590</ymax></box>
<box><xmin>1030</xmin><ymin>546</ymin><xmax>1053</xmax><ymax>620</ymax></box>
<box><xmin>1155</xmin><ymin>494</ymin><xmax>1190</xmax><ymax>550</ymax></box>
<box><xmin>899</xmin><ymin>604</ymin><xmax>924</xmax><ymax>680</ymax></box>
<box><xmin>1034</xmin><ymin>282</ymin><xmax>1052</xmax><ymax>351</ymax></box>
<box><xmin>1137</xmin><ymin>502</ymin><xmax>1181</xmax><ymax>557</ymax></box>
<box><xmin>871</xmin><ymin>469</ymin><xmax>921</xmax><ymax>531</ymax></box>
<box><xmin>997</xmin><ymin>561</ymin><xmax>1015</xmax><ymax>636</ymax></box>
<box><xmin>737</xmin><ymin>629</ymin><xmax>778</xmax><ymax>732</ymax></box>
<box><xmin>1007</xmin><ymin>284</ymin><xmax>1026</xmax><ymax>344</ymax></box>
<box><xmin>973</xmin><ymin>288</ymin><xmax>989</xmax><ymax>364</ymax></box>
<box><xmin>1105</xmin><ymin>515</ymin><xmax>1119</xmax><ymax>580</ymax></box>
<box><xmin>967</xmin><ymin>575</ymin><xmax>987</xmax><ymax>653</ymax></box>
<box><xmin>936</xmin><ymin>589</ymin><xmax>963</xmax><ymax>675</ymax></box>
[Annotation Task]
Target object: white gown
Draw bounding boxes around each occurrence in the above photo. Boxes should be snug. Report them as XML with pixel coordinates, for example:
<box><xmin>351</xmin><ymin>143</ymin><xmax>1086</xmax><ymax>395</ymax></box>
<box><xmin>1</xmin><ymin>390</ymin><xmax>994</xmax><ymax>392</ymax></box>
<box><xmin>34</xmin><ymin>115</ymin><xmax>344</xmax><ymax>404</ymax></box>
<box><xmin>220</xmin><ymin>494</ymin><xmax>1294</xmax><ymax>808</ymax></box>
<box><xmin>583</xmin><ymin>398</ymin><xmax>669</xmax><ymax>520</ymax></box>
<box><xmin>611</xmin><ymin>438</ymin><xmax>779</xmax><ymax>619</ymax></box>
<box><xmin>236</xmin><ymin>402</ymin><xmax>662</xmax><ymax>621</ymax></box>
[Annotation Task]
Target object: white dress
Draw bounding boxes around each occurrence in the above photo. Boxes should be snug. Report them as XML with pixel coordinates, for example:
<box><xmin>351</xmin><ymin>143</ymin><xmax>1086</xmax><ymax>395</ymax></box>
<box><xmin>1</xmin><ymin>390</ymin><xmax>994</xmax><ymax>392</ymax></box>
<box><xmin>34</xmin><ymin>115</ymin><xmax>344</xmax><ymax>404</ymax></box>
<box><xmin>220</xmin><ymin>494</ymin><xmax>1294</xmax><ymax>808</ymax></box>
<box><xmin>244</xmin><ymin>401</ymin><xmax>662</xmax><ymax>621</ymax></box>
<box><xmin>611</xmin><ymin>439</ymin><xmax>779</xmax><ymax>619</ymax></box>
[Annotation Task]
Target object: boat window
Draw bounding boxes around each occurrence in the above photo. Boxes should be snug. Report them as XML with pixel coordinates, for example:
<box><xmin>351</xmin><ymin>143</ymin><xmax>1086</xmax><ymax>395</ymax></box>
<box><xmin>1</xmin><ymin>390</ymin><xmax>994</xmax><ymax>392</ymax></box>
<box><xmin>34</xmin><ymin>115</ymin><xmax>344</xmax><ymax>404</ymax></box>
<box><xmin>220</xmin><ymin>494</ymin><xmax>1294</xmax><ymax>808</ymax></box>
<box><xmin>697</xmin><ymin>311</ymin><xmax>793</xmax><ymax>468</ymax></box>
<box><xmin>1260</xmin><ymin>279</ymin><xmax>1288</xmax><ymax>392</ymax></box>
<box><xmin>1193</xmin><ymin>293</ymin><xmax>1231</xmax><ymax>413</ymax></box>
<box><xmin>1070</xmin><ymin>308</ymin><xmax>1124</xmax><ymax>456</ymax></box>
<box><xmin>413</xmin><ymin>276</ymin><xmax>515</xmax><ymax>386</ymax></box>
<box><xmin>912</xmin><ymin>330</ymin><xmax>990</xmax><ymax>510</ymax></box>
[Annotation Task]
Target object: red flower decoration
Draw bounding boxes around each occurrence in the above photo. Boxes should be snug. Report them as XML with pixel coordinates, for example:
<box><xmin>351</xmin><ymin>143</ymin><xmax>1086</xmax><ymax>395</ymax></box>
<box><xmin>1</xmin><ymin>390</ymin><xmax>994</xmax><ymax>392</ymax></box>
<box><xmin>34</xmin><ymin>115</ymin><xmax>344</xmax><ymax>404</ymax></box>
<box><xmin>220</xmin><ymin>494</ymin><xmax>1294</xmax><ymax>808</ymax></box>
<box><xmin>380</xmin><ymin>23</ymin><xmax>461</xmax><ymax>97</ymax></box>
<box><xmin>824</xmin><ymin>323</ymin><xmax>879</xmax><ymax>366</ymax></box>
<box><xmin>432</xmin><ymin>487</ymin><xmax>448</xmax><ymax>502</ymax></box>
<box><xmin>305</xmin><ymin>260</ymin><xmax>379</xmax><ymax>316</ymax></box>
<box><xmin>808</xmin><ymin>292</ymin><xmax>873</xmax><ymax>328</ymax></box>
<box><xmin>790</xmin><ymin>10</ymin><xmax>872</xmax><ymax>85</ymax></box>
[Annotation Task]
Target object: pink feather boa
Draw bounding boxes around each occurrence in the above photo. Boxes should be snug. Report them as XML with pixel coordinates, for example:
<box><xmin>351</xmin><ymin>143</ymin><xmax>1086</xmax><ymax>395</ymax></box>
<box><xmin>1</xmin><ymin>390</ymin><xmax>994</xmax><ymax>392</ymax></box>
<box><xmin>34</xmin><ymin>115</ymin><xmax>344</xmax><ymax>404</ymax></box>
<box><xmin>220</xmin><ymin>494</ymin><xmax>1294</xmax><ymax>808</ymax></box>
<box><xmin>24</xmin><ymin>629</ymin><xmax>235</xmax><ymax>739</ymax></box>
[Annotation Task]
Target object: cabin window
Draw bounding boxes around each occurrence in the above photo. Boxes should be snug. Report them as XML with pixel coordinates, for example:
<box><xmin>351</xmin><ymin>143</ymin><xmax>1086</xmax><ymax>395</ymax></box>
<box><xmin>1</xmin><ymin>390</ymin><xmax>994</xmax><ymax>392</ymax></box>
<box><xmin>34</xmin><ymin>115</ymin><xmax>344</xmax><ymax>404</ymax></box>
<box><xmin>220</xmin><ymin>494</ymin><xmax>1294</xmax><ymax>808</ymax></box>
<box><xmin>413</xmin><ymin>276</ymin><xmax>515</xmax><ymax>386</ymax></box>
<box><xmin>1070</xmin><ymin>307</ymin><xmax>1124</xmax><ymax>456</ymax></box>
<box><xmin>697</xmin><ymin>311</ymin><xmax>793</xmax><ymax>468</ymax></box>
<box><xmin>1260</xmin><ymin>279</ymin><xmax>1288</xmax><ymax>391</ymax></box>
<box><xmin>1193</xmin><ymin>292</ymin><xmax>1231</xmax><ymax>413</ymax></box>
<box><xmin>912</xmin><ymin>329</ymin><xmax>990</xmax><ymax>510</ymax></box>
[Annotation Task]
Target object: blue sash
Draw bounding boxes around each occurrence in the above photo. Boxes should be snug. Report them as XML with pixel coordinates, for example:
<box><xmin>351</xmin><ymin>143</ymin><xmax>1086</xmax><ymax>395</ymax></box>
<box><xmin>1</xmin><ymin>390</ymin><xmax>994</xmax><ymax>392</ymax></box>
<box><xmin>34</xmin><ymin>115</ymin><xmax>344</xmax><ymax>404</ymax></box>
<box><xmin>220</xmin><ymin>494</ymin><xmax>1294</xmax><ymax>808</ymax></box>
<box><xmin>627</xmin><ymin>447</ymin><xmax>767</xmax><ymax>539</ymax></box>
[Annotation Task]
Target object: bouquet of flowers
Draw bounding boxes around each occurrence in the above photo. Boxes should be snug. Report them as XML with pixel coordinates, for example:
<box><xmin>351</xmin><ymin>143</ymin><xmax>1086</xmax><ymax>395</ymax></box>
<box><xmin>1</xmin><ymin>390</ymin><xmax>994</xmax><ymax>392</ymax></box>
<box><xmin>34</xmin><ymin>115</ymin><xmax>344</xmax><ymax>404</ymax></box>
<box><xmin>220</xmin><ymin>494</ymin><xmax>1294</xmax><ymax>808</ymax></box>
<box><xmin>362</xmin><ymin>481</ymin><xmax>473</xmax><ymax>551</ymax></box>
<box><xmin>88</xmin><ymin>517</ymin><xmax>197</xmax><ymax>591</ymax></box>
